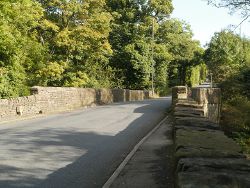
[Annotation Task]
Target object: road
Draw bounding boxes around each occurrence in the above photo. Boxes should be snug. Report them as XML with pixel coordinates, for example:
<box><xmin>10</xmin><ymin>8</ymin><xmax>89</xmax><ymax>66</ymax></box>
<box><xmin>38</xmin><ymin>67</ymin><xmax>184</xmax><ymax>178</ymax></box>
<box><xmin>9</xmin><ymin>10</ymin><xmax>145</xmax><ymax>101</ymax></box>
<box><xmin>0</xmin><ymin>97</ymin><xmax>171</xmax><ymax>188</ymax></box>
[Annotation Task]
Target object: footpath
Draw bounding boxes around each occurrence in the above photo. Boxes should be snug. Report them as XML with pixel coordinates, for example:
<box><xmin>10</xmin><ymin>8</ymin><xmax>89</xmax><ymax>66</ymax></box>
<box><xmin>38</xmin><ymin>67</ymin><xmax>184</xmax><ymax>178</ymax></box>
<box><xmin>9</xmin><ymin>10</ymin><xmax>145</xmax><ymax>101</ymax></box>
<box><xmin>105</xmin><ymin>117</ymin><xmax>175</xmax><ymax>188</ymax></box>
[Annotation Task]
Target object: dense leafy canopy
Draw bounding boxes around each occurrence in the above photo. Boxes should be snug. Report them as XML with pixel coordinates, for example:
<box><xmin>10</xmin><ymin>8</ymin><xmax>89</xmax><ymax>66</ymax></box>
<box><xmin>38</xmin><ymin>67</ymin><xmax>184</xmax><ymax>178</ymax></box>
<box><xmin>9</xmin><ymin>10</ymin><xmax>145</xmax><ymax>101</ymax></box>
<box><xmin>204</xmin><ymin>30</ymin><xmax>250</xmax><ymax>82</ymax></box>
<box><xmin>0</xmin><ymin>0</ymin><xmax>205</xmax><ymax>98</ymax></box>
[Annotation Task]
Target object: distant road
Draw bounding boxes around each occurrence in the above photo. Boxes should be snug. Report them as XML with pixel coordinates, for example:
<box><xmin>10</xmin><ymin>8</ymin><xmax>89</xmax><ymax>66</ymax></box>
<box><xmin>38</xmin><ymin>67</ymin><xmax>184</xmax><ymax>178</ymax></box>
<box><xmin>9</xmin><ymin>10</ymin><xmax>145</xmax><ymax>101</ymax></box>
<box><xmin>0</xmin><ymin>98</ymin><xmax>171</xmax><ymax>188</ymax></box>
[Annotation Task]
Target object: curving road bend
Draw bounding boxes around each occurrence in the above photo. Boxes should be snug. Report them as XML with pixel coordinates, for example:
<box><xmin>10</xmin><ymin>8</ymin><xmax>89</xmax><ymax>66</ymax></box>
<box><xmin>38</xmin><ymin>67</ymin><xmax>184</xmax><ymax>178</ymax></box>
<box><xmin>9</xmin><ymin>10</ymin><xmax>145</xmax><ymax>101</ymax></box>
<box><xmin>0</xmin><ymin>97</ymin><xmax>171</xmax><ymax>188</ymax></box>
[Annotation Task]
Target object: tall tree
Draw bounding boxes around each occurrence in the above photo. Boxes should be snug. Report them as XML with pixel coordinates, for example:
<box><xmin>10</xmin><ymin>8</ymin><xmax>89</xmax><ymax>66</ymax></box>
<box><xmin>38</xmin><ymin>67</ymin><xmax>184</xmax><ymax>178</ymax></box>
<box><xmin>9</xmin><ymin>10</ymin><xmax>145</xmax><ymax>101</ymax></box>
<box><xmin>157</xmin><ymin>19</ymin><xmax>202</xmax><ymax>86</ymax></box>
<box><xmin>204</xmin><ymin>30</ymin><xmax>248</xmax><ymax>82</ymax></box>
<box><xmin>36</xmin><ymin>0</ymin><xmax>114</xmax><ymax>88</ymax></box>
<box><xmin>106</xmin><ymin>0</ymin><xmax>174</xmax><ymax>90</ymax></box>
<box><xmin>0</xmin><ymin>0</ymin><xmax>46</xmax><ymax>98</ymax></box>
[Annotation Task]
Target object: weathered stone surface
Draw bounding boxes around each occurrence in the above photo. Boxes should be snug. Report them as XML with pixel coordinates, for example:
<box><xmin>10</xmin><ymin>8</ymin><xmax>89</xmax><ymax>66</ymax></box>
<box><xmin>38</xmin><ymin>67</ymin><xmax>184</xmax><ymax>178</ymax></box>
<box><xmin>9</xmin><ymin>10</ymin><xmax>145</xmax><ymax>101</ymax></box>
<box><xmin>0</xmin><ymin>87</ymin><xmax>150</xmax><ymax>121</ymax></box>
<box><xmin>174</xmin><ymin>106</ymin><xmax>204</xmax><ymax>113</ymax></box>
<box><xmin>177</xmin><ymin>158</ymin><xmax>250</xmax><ymax>188</ymax></box>
<box><xmin>175</xmin><ymin>117</ymin><xmax>219</xmax><ymax>130</ymax></box>
<box><xmin>172</xmin><ymin>87</ymin><xmax>249</xmax><ymax>188</ymax></box>
<box><xmin>191</xmin><ymin>87</ymin><xmax>221</xmax><ymax>123</ymax></box>
<box><xmin>176</xmin><ymin>99</ymin><xmax>198</xmax><ymax>104</ymax></box>
<box><xmin>175</xmin><ymin>129</ymin><xmax>244</xmax><ymax>159</ymax></box>
<box><xmin>174</xmin><ymin>111</ymin><xmax>204</xmax><ymax>118</ymax></box>
<box><xmin>172</xmin><ymin>86</ymin><xmax>188</xmax><ymax>104</ymax></box>
<box><xmin>174</xmin><ymin>111</ymin><xmax>203</xmax><ymax>118</ymax></box>
<box><xmin>96</xmin><ymin>88</ymin><xmax>113</xmax><ymax>104</ymax></box>
<box><xmin>191</xmin><ymin>88</ymin><xmax>221</xmax><ymax>104</ymax></box>
<box><xmin>129</xmin><ymin>90</ymin><xmax>144</xmax><ymax>101</ymax></box>
<box><xmin>111</xmin><ymin>89</ymin><xmax>125</xmax><ymax>103</ymax></box>
<box><xmin>175</xmin><ymin>102</ymin><xmax>203</xmax><ymax>109</ymax></box>
<box><xmin>174</xmin><ymin>116</ymin><xmax>207</xmax><ymax>122</ymax></box>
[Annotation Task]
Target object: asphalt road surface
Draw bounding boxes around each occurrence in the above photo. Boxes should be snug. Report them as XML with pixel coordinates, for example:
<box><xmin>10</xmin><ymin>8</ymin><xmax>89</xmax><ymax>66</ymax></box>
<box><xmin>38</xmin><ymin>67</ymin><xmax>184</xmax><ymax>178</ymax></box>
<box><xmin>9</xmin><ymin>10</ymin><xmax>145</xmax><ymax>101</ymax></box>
<box><xmin>0</xmin><ymin>97</ymin><xmax>171</xmax><ymax>188</ymax></box>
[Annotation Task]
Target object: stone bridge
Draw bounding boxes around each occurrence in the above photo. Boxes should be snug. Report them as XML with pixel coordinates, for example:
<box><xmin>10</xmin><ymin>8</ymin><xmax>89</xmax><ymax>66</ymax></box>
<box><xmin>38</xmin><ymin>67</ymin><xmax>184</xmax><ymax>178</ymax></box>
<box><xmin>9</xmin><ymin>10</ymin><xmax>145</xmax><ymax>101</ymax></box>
<box><xmin>1</xmin><ymin>86</ymin><xmax>249</xmax><ymax>187</ymax></box>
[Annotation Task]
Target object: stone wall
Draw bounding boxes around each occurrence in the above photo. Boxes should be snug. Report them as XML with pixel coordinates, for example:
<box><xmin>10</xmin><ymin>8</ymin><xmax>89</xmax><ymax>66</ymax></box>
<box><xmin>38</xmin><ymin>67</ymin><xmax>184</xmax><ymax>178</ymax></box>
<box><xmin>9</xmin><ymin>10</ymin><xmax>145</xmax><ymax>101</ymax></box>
<box><xmin>0</xmin><ymin>87</ymin><xmax>151</xmax><ymax>121</ymax></box>
<box><xmin>172</xmin><ymin>86</ymin><xmax>221</xmax><ymax>123</ymax></box>
<box><xmin>172</xmin><ymin>87</ymin><xmax>250</xmax><ymax>188</ymax></box>
<box><xmin>172</xmin><ymin>86</ymin><xmax>188</xmax><ymax>104</ymax></box>
<box><xmin>191</xmin><ymin>87</ymin><xmax>221</xmax><ymax>123</ymax></box>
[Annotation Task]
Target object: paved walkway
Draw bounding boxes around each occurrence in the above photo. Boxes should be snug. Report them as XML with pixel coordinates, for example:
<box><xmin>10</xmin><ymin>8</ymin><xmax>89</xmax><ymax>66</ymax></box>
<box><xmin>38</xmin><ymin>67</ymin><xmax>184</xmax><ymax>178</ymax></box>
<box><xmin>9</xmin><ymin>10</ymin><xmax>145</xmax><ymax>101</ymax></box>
<box><xmin>109</xmin><ymin>117</ymin><xmax>175</xmax><ymax>188</ymax></box>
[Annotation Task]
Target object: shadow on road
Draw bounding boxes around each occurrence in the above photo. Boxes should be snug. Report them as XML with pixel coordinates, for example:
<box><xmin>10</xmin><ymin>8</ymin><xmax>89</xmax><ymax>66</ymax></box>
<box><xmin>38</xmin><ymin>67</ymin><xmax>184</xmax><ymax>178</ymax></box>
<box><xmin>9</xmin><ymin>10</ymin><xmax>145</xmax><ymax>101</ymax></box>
<box><xmin>0</xmin><ymin>98</ymin><xmax>171</xmax><ymax>188</ymax></box>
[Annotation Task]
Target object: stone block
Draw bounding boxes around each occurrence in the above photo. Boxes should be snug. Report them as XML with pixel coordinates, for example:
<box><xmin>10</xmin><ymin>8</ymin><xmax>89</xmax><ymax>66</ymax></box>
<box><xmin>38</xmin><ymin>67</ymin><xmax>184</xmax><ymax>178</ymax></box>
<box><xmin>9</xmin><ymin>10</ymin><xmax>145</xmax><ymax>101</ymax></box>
<box><xmin>175</xmin><ymin>129</ymin><xmax>244</xmax><ymax>159</ymax></box>
<box><xmin>172</xmin><ymin>86</ymin><xmax>188</xmax><ymax>104</ymax></box>
<box><xmin>144</xmin><ymin>90</ymin><xmax>150</xmax><ymax>99</ymax></box>
<box><xmin>112</xmin><ymin>89</ymin><xmax>126</xmax><ymax>102</ymax></box>
<box><xmin>175</xmin><ymin>118</ymin><xmax>219</xmax><ymax>130</ymax></box>
<box><xmin>177</xmin><ymin>158</ymin><xmax>250</xmax><ymax>188</ymax></box>
<box><xmin>97</xmin><ymin>89</ymin><xmax>113</xmax><ymax>104</ymax></box>
<box><xmin>191</xmin><ymin>88</ymin><xmax>221</xmax><ymax>104</ymax></box>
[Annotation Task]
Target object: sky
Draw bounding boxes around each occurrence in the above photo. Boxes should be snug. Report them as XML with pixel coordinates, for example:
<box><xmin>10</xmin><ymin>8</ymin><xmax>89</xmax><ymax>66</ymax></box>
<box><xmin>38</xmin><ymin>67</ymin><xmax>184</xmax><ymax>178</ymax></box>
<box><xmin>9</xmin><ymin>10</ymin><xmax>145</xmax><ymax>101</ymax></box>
<box><xmin>171</xmin><ymin>0</ymin><xmax>250</xmax><ymax>46</ymax></box>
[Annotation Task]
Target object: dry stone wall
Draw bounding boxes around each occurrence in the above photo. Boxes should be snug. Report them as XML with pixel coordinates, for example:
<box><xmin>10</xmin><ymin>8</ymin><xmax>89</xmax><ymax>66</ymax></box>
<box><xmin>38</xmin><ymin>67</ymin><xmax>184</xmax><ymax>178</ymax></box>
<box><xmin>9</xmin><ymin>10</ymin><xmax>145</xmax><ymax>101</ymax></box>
<box><xmin>172</xmin><ymin>86</ymin><xmax>250</xmax><ymax>188</ymax></box>
<box><xmin>0</xmin><ymin>87</ymin><xmax>151</xmax><ymax>121</ymax></box>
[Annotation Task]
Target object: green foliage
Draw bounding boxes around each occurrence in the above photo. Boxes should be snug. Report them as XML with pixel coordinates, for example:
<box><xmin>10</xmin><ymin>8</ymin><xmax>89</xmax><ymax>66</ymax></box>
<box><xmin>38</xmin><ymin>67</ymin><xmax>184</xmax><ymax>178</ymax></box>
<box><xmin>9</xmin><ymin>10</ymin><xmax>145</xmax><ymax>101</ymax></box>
<box><xmin>1</xmin><ymin>0</ymin><xmax>203</xmax><ymax>98</ymax></box>
<box><xmin>204</xmin><ymin>31</ymin><xmax>249</xmax><ymax>82</ymax></box>
<box><xmin>37</xmin><ymin>0</ymin><xmax>115</xmax><ymax>88</ymax></box>
<box><xmin>233</xmin><ymin>132</ymin><xmax>250</xmax><ymax>155</ymax></box>
<box><xmin>0</xmin><ymin>67</ymin><xmax>29</xmax><ymax>98</ymax></box>
<box><xmin>205</xmin><ymin>31</ymin><xmax>250</xmax><ymax>154</ymax></box>
<box><xmin>221</xmin><ymin>96</ymin><xmax>250</xmax><ymax>133</ymax></box>
<box><xmin>221</xmin><ymin>95</ymin><xmax>250</xmax><ymax>154</ymax></box>
<box><xmin>0</xmin><ymin>0</ymin><xmax>46</xmax><ymax>98</ymax></box>
<box><xmin>158</xmin><ymin>19</ymin><xmax>204</xmax><ymax>87</ymax></box>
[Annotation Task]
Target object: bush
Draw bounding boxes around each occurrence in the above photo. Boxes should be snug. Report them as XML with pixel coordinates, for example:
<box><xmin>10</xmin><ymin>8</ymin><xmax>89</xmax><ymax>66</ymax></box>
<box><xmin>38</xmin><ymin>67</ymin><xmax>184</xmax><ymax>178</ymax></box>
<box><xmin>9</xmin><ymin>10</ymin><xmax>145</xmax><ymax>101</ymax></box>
<box><xmin>221</xmin><ymin>96</ymin><xmax>250</xmax><ymax>133</ymax></box>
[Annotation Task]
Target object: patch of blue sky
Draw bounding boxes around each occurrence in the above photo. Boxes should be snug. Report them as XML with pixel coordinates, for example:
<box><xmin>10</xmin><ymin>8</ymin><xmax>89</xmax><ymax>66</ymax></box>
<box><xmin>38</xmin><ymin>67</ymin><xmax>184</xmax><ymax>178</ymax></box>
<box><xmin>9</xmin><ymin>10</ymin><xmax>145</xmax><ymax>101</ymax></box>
<box><xmin>171</xmin><ymin>0</ymin><xmax>250</xmax><ymax>47</ymax></box>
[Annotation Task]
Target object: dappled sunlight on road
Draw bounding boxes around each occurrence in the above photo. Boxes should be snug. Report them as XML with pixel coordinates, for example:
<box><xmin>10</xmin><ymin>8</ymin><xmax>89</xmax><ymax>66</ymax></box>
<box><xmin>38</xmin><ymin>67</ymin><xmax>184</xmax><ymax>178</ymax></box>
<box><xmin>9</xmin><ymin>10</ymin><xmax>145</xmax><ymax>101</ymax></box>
<box><xmin>0</xmin><ymin>98</ymin><xmax>171</xmax><ymax>187</ymax></box>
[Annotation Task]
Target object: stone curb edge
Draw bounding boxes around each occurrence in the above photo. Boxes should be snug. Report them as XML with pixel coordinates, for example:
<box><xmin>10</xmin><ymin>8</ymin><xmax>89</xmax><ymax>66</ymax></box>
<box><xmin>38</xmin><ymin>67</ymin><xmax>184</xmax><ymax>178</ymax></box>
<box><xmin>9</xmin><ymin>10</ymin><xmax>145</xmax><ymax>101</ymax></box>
<box><xmin>102</xmin><ymin>115</ymin><xmax>169</xmax><ymax>188</ymax></box>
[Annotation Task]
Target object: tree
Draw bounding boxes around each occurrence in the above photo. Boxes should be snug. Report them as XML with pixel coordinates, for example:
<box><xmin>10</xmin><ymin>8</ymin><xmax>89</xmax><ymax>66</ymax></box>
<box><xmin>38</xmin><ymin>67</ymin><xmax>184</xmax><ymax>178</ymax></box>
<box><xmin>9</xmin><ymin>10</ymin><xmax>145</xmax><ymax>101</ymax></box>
<box><xmin>207</xmin><ymin>0</ymin><xmax>250</xmax><ymax>17</ymax></box>
<box><xmin>204</xmin><ymin>30</ymin><xmax>248</xmax><ymax>82</ymax></box>
<box><xmin>0</xmin><ymin>0</ymin><xmax>46</xmax><ymax>98</ymax></box>
<box><xmin>106</xmin><ymin>0</ymin><xmax>174</xmax><ymax>90</ymax></box>
<box><xmin>36</xmin><ymin>0</ymin><xmax>115</xmax><ymax>88</ymax></box>
<box><xmin>157</xmin><ymin>19</ymin><xmax>203</xmax><ymax>87</ymax></box>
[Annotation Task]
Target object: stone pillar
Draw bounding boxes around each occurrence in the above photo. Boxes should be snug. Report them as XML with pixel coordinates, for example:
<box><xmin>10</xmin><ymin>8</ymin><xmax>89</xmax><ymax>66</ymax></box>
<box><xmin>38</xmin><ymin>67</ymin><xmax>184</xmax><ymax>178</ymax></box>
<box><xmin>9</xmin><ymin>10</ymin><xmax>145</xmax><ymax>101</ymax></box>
<box><xmin>191</xmin><ymin>88</ymin><xmax>221</xmax><ymax>123</ymax></box>
<box><xmin>172</xmin><ymin>86</ymin><xmax>188</xmax><ymax>104</ymax></box>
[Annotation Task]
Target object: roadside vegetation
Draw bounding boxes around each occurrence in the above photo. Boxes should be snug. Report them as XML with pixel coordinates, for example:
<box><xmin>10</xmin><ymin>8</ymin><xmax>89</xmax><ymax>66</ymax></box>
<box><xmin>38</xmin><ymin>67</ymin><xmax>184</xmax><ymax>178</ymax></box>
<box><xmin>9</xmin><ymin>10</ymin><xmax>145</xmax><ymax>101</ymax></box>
<box><xmin>0</xmin><ymin>0</ymin><xmax>206</xmax><ymax>99</ymax></box>
<box><xmin>204</xmin><ymin>31</ymin><xmax>250</xmax><ymax>154</ymax></box>
<box><xmin>206</xmin><ymin>0</ymin><xmax>250</xmax><ymax>155</ymax></box>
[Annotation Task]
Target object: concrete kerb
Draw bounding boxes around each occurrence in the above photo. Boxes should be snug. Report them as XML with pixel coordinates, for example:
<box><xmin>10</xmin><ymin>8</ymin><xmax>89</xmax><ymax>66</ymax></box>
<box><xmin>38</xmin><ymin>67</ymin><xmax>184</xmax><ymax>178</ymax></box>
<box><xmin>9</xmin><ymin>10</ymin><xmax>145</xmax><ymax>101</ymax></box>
<box><xmin>102</xmin><ymin>116</ymin><xmax>169</xmax><ymax>188</ymax></box>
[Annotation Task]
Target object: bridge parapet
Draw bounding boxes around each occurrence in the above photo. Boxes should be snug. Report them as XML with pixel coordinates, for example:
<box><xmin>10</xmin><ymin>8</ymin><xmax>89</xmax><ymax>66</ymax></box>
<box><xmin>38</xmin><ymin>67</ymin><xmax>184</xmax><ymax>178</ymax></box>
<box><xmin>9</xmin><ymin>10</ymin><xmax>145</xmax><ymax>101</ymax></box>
<box><xmin>172</xmin><ymin>87</ymin><xmax>250</xmax><ymax>187</ymax></box>
<box><xmin>0</xmin><ymin>87</ymin><xmax>151</xmax><ymax>121</ymax></box>
<box><xmin>172</xmin><ymin>86</ymin><xmax>221</xmax><ymax>123</ymax></box>
<box><xmin>191</xmin><ymin>87</ymin><xmax>221</xmax><ymax>123</ymax></box>
<box><xmin>172</xmin><ymin>86</ymin><xmax>188</xmax><ymax>104</ymax></box>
